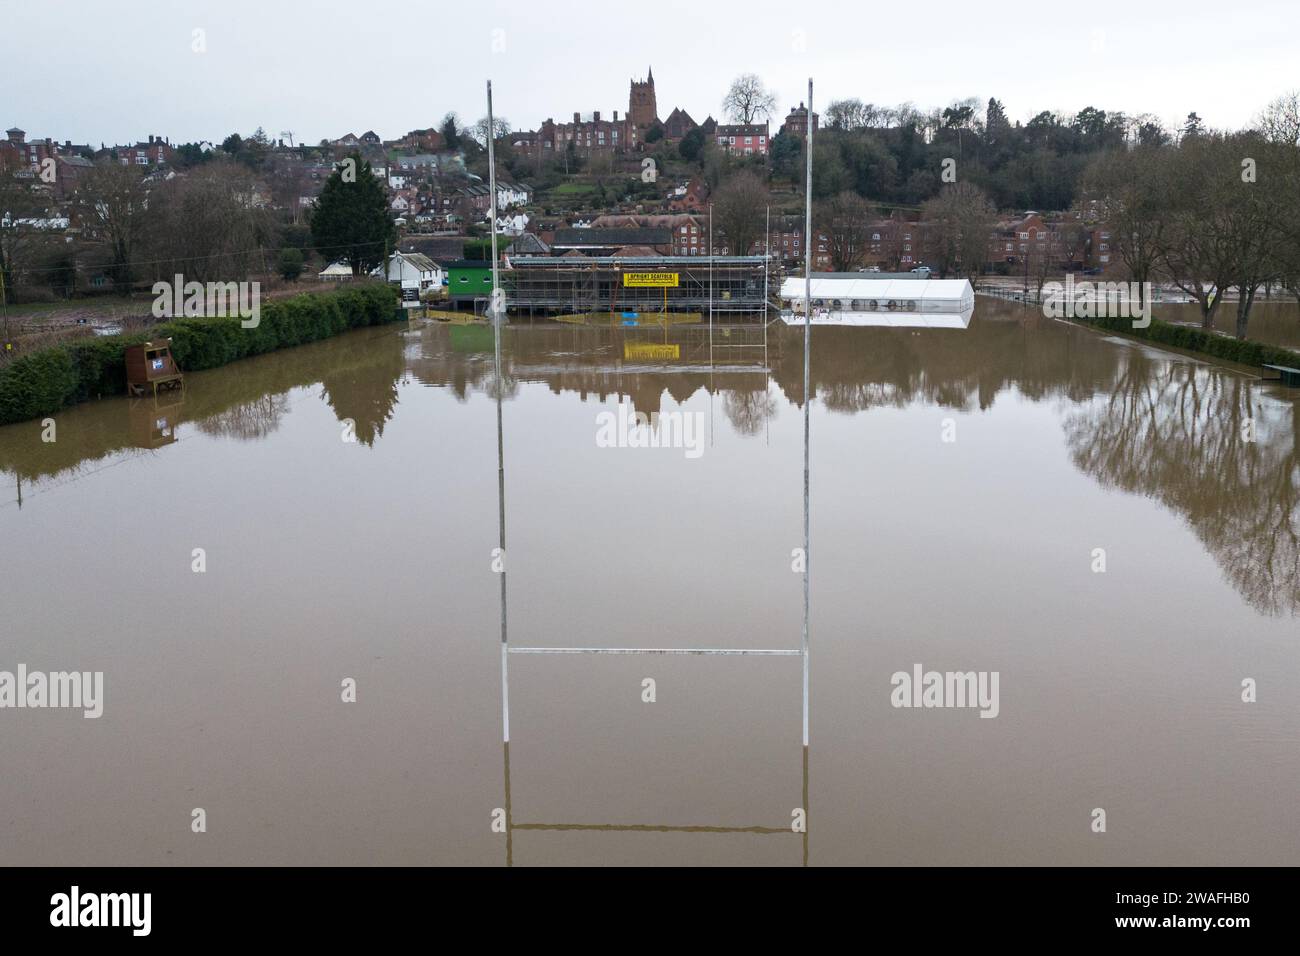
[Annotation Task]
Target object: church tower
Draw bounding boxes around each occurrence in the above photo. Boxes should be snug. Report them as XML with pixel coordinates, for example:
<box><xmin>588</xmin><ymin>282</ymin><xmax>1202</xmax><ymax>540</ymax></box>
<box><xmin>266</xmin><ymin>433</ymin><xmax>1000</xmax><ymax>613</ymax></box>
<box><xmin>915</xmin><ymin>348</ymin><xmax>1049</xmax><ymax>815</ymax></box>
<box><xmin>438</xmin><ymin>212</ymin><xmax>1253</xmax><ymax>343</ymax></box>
<box><xmin>629</xmin><ymin>66</ymin><xmax>658</xmax><ymax>130</ymax></box>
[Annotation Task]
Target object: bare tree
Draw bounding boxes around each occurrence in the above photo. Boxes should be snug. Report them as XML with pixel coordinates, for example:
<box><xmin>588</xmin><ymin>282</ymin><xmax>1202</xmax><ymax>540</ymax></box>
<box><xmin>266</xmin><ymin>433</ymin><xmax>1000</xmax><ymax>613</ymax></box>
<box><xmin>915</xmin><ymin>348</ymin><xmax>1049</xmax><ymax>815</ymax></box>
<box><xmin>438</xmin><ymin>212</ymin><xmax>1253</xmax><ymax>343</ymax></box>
<box><xmin>816</xmin><ymin>192</ymin><xmax>874</xmax><ymax>271</ymax></box>
<box><xmin>711</xmin><ymin>171</ymin><xmax>767</xmax><ymax>256</ymax></box>
<box><xmin>471</xmin><ymin>116</ymin><xmax>512</xmax><ymax>147</ymax></box>
<box><xmin>1084</xmin><ymin>145</ymin><xmax>1172</xmax><ymax>311</ymax></box>
<box><xmin>1156</xmin><ymin>133</ymin><xmax>1258</xmax><ymax>331</ymax></box>
<box><xmin>0</xmin><ymin>167</ymin><xmax>52</xmax><ymax>304</ymax></box>
<box><xmin>722</xmin><ymin>74</ymin><xmax>776</xmax><ymax>125</ymax></box>
<box><xmin>1058</xmin><ymin>215</ymin><xmax>1091</xmax><ymax>271</ymax></box>
<box><xmin>76</xmin><ymin>161</ymin><xmax>149</xmax><ymax>290</ymax></box>
<box><xmin>144</xmin><ymin>161</ymin><xmax>274</xmax><ymax>283</ymax></box>
<box><xmin>825</xmin><ymin>99</ymin><xmax>870</xmax><ymax>132</ymax></box>
<box><xmin>922</xmin><ymin>181</ymin><xmax>994</xmax><ymax>280</ymax></box>
<box><xmin>1255</xmin><ymin>90</ymin><xmax>1300</xmax><ymax>147</ymax></box>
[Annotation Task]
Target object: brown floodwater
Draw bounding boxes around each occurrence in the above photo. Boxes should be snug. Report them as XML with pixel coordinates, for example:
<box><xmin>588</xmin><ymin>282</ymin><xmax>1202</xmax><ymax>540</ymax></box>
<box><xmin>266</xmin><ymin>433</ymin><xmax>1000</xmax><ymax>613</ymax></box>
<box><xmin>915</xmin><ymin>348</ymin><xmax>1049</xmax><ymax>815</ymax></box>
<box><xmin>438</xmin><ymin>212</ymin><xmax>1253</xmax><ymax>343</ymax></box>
<box><xmin>1157</xmin><ymin>298</ymin><xmax>1300</xmax><ymax>349</ymax></box>
<box><xmin>1</xmin><ymin>299</ymin><xmax>1297</xmax><ymax>866</ymax></box>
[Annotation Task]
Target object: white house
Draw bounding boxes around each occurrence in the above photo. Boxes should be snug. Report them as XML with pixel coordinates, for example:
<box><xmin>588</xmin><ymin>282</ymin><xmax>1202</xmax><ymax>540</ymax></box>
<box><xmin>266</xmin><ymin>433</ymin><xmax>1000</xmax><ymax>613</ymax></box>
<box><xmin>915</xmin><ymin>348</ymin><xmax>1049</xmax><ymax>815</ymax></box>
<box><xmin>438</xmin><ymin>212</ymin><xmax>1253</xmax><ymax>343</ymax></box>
<box><xmin>385</xmin><ymin>251</ymin><xmax>443</xmax><ymax>307</ymax></box>
<box><xmin>497</xmin><ymin>182</ymin><xmax>531</xmax><ymax>209</ymax></box>
<box><xmin>495</xmin><ymin>212</ymin><xmax>529</xmax><ymax>237</ymax></box>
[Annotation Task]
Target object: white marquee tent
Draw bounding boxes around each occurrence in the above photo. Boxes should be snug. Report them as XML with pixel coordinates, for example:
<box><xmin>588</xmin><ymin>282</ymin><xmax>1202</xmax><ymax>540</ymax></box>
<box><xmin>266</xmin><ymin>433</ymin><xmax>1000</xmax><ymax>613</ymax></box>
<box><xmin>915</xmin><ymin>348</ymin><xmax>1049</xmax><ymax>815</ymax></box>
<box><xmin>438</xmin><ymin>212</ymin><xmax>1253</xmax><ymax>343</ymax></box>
<box><xmin>779</xmin><ymin>275</ymin><xmax>975</xmax><ymax>328</ymax></box>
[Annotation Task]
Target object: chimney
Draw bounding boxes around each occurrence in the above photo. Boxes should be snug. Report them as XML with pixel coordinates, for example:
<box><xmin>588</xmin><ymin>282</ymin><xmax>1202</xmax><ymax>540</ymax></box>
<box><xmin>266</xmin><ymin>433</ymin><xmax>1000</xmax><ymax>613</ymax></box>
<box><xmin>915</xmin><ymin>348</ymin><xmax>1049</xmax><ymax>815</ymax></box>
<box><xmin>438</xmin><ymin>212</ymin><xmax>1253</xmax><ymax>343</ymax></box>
<box><xmin>593</xmin><ymin>111</ymin><xmax>601</xmax><ymax>122</ymax></box>
<box><xmin>613</xmin><ymin>111</ymin><xmax>619</xmax><ymax>122</ymax></box>
<box><xmin>573</xmin><ymin>112</ymin><xmax>580</xmax><ymax>124</ymax></box>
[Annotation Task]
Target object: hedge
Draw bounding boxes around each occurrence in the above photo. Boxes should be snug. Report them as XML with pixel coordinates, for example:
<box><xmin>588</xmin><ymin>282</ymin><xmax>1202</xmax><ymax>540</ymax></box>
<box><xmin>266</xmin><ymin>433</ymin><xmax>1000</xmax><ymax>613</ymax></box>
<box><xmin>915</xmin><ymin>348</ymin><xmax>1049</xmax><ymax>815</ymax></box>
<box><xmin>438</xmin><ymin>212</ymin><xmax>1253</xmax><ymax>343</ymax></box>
<box><xmin>1077</xmin><ymin>313</ymin><xmax>1300</xmax><ymax>371</ymax></box>
<box><xmin>0</xmin><ymin>283</ymin><xmax>399</xmax><ymax>425</ymax></box>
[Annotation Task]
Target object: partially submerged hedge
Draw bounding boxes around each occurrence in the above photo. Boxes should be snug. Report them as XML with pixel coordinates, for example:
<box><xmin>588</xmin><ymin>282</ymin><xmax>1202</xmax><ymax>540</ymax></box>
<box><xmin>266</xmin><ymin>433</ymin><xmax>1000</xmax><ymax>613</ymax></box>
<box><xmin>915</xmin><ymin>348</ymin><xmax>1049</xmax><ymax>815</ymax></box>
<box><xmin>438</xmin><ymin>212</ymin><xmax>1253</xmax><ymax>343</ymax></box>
<box><xmin>0</xmin><ymin>283</ymin><xmax>399</xmax><ymax>425</ymax></box>
<box><xmin>1078</xmin><ymin>313</ymin><xmax>1300</xmax><ymax>371</ymax></box>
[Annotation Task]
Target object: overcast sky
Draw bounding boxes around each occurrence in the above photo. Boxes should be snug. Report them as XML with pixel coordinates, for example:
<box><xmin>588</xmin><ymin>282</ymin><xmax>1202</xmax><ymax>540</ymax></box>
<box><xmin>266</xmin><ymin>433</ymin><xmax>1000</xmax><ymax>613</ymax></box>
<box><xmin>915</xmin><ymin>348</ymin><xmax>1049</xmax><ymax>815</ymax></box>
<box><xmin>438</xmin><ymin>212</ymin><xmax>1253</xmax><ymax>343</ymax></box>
<box><xmin>3</xmin><ymin>0</ymin><xmax>1296</xmax><ymax>146</ymax></box>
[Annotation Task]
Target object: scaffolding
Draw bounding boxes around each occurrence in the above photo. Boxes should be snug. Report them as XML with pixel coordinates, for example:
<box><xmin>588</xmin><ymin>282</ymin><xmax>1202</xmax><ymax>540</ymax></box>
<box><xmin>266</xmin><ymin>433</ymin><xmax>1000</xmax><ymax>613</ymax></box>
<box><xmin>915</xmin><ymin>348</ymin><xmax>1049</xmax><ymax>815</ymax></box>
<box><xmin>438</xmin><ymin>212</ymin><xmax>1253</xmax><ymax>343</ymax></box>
<box><xmin>505</xmin><ymin>255</ymin><xmax>769</xmax><ymax>318</ymax></box>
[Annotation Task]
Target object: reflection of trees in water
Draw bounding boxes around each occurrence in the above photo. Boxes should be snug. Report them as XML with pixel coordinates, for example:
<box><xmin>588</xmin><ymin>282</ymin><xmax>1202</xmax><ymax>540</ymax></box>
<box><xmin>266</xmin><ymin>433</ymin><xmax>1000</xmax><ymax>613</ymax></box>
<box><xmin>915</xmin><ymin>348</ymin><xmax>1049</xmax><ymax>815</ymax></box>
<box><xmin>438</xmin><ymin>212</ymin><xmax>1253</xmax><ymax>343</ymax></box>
<box><xmin>723</xmin><ymin>385</ymin><xmax>778</xmax><ymax>435</ymax></box>
<box><xmin>319</xmin><ymin>338</ymin><xmax>406</xmax><ymax>447</ymax></box>
<box><xmin>772</xmin><ymin>310</ymin><xmax>1122</xmax><ymax>415</ymax></box>
<box><xmin>1063</xmin><ymin>350</ymin><xmax>1300</xmax><ymax>616</ymax></box>
<box><xmin>194</xmin><ymin>394</ymin><xmax>291</xmax><ymax>441</ymax></box>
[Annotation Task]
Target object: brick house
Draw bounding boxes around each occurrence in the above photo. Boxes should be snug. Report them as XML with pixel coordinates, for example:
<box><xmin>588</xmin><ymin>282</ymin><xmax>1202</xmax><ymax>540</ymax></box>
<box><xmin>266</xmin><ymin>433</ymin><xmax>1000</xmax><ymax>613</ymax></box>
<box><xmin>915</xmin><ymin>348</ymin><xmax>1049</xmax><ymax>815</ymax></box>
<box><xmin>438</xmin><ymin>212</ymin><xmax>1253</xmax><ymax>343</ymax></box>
<box><xmin>781</xmin><ymin>103</ymin><xmax>818</xmax><ymax>138</ymax></box>
<box><xmin>714</xmin><ymin>122</ymin><xmax>769</xmax><ymax>156</ymax></box>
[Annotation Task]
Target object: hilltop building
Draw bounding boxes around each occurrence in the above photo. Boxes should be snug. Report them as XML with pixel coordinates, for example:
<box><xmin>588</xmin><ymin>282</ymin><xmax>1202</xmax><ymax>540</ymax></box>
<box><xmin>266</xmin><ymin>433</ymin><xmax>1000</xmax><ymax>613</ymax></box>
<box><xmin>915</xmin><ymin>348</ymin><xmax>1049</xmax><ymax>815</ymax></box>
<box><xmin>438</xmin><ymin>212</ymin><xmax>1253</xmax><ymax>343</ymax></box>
<box><xmin>515</xmin><ymin>67</ymin><xmax>678</xmax><ymax>159</ymax></box>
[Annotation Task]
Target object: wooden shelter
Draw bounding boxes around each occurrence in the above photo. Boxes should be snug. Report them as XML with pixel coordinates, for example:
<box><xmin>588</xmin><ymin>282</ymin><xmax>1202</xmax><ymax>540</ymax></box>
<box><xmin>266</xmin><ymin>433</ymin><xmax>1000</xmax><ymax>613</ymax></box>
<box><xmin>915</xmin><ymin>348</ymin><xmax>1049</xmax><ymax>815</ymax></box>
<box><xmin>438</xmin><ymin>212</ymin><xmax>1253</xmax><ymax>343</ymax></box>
<box><xmin>124</xmin><ymin>338</ymin><xmax>183</xmax><ymax>396</ymax></box>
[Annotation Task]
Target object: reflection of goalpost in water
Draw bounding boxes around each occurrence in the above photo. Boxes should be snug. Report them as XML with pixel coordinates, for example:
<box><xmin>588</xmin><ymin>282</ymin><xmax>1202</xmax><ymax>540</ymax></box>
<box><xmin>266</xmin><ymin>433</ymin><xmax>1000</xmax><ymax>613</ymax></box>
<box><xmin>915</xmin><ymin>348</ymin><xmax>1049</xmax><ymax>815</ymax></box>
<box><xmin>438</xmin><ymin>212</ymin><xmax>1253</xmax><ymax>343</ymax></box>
<box><xmin>486</xmin><ymin>80</ymin><xmax>815</xmax><ymax>865</ymax></box>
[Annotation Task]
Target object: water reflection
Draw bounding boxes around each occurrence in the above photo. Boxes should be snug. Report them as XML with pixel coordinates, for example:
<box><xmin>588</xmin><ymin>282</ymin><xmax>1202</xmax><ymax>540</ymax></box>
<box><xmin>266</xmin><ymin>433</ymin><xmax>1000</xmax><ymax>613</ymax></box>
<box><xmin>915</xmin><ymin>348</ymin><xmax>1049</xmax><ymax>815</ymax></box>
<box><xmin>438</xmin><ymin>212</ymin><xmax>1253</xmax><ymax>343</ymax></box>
<box><xmin>1063</xmin><ymin>348</ymin><xmax>1299</xmax><ymax>616</ymax></box>
<box><xmin>1</xmin><ymin>305</ymin><xmax>1297</xmax><ymax>619</ymax></box>
<box><xmin>499</xmin><ymin>741</ymin><xmax>810</xmax><ymax>866</ymax></box>
<box><xmin>192</xmin><ymin>393</ymin><xmax>288</xmax><ymax>442</ymax></box>
<box><xmin>488</xmin><ymin>316</ymin><xmax>810</xmax><ymax>865</ymax></box>
<box><xmin>0</xmin><ymin>325</ymin><xmax>406</xmax><ymax>490</ymax></box>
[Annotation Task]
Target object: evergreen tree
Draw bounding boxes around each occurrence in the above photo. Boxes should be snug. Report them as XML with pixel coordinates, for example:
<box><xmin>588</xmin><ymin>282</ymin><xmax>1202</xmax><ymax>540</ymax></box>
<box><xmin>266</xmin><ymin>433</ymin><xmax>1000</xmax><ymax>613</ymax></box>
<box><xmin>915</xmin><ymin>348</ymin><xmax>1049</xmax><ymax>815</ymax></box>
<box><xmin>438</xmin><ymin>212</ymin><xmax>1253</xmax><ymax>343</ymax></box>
<box><xmin>309</xmin><ymin>153</ymin><xmax>394</xmax><ymax>276</ymax></box>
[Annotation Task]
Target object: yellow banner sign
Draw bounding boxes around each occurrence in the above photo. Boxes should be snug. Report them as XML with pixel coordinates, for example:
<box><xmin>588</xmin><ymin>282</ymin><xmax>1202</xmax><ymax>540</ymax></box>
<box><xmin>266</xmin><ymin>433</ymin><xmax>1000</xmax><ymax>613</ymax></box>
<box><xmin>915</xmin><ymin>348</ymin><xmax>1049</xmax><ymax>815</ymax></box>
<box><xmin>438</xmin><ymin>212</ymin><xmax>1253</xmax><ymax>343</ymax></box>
<box><xmin>623</xmin><ymin>272</ymin><xmax>679</xmax><ymax>288</ymax></box>
<box><xmin>624</xmin><ymin>342</ymin><xmax>680</xmax><ymax>360</ymax></box>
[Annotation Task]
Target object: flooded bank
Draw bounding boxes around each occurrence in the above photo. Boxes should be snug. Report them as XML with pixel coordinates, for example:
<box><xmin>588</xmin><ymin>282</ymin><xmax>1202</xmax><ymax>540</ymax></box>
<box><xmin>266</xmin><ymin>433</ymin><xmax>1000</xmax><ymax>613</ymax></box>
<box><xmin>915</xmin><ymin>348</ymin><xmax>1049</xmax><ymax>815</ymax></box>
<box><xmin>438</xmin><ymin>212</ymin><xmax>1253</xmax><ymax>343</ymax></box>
<box><xmin>1</xmin><ymin>299</ymin><xmax>1297</xmax><ymax>865</ymax></box>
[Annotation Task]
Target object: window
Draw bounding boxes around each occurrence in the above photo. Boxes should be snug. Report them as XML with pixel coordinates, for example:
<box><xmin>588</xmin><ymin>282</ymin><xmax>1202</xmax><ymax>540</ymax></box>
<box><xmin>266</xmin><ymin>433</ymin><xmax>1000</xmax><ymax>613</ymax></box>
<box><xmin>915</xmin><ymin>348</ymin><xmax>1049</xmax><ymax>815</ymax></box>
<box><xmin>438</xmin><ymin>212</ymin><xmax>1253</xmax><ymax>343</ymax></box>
<box><xmin>871</xmin><ymin>233</ymin><xmax>880</xmax><ymax>241</ymax></box>
<box><xmin>1019</xmin><ymin>231</ymin><xmax>1029</xmax><ymax>239</ymax></box>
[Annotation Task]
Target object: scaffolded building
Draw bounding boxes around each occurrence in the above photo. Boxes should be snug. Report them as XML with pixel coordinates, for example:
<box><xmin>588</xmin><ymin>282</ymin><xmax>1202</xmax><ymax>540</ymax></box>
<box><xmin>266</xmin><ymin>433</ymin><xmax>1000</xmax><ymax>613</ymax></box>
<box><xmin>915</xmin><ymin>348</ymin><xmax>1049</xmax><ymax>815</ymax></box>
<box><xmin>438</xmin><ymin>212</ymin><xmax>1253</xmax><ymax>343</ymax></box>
<box><xmin>504</xmin><ymin>255</ymin><xmax>769</xmax><ymax>318</ymax></box>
